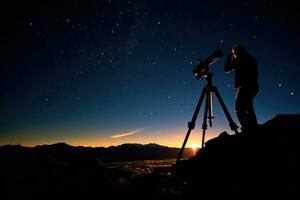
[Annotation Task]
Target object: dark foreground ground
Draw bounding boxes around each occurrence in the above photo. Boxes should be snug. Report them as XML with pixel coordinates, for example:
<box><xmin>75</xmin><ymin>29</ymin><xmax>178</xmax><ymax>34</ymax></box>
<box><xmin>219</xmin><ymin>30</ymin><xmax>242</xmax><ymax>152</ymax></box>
<box><xmin>0</xmin><ymin>143</ymin><xmax>190</xmax><ymax>200</ymax></box>
<box><xmin>1</xmin><ymin>114</ymin><xmax>299</xmax><ymax>200</ymax></box>
<box><xmin>174</xmin><ymin>114</ymin><xmax>300</xmax><ymax>200</ymax></box>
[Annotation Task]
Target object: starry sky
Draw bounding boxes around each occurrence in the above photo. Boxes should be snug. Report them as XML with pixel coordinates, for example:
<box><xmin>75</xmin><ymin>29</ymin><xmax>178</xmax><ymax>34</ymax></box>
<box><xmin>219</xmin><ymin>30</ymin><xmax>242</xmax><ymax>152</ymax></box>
<box><xmin>1</xmin><ymin>0</ymin><xmax>299</xmax><ymax>147</ymax></box>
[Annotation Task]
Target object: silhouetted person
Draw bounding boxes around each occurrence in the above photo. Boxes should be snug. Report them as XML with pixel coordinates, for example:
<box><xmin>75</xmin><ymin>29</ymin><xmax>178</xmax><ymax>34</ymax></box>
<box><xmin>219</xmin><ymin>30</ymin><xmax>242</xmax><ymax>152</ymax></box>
<box><xmin>224</xmin><ymin>44</ymin><xmax>258</xmax><ymax>132</ymax></box>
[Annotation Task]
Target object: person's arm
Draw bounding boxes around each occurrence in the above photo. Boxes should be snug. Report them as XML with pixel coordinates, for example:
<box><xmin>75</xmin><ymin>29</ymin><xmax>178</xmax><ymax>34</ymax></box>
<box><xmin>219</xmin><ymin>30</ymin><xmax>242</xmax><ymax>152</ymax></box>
<box><xmin>224</xmin><ymin>54</ymin><xmax>236</xmax><ymax>73</ymax></box>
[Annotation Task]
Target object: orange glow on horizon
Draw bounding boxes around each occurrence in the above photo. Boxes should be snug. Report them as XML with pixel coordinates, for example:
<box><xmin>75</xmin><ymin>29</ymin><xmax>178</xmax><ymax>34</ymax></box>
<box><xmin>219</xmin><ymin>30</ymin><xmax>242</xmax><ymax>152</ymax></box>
<box><xmin>0</xmin><ymin>128</ymin><xmax>219</xmax><ymax>148</ymax></box>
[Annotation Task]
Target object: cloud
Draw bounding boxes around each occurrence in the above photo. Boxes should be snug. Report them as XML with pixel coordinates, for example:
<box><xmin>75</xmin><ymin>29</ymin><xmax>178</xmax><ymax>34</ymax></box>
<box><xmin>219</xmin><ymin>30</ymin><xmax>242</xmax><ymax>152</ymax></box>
<box><xmin>110</xmin><ymin>129</ymin><xmax>143</xmax><ymax>139</ymax></box>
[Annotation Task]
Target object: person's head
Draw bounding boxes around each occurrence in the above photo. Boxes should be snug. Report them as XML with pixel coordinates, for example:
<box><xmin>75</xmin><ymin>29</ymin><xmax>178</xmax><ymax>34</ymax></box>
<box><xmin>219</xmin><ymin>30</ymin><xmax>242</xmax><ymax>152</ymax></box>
<box><xmin>231</xmin><ymin>44</ymin><xmax>247</xmax><ymax>59</ymax></box>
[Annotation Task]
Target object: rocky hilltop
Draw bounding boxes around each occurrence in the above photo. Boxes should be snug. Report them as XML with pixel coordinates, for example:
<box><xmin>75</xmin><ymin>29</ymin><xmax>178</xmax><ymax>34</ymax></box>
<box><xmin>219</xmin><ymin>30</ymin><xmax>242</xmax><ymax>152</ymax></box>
<box><xmin>174</xmin><ymin>114</ymin><xmax>300</xmax><ymax>199</ymax></box>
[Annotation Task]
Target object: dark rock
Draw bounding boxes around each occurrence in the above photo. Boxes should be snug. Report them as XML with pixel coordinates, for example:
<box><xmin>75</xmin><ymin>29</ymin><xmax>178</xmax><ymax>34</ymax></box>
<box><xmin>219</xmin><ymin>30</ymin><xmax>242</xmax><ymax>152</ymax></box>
<box><xmin>174</xmin><ymin>114</ymin><xmax>300</xmax><ymax>199</ymax></box>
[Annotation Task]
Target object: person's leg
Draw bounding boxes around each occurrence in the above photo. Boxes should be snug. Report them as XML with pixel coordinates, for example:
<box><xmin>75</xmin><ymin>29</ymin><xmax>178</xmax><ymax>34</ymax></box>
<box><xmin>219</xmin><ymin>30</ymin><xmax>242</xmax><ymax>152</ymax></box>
<box><xmin>235</xmin><ymin>88</ymin><xmax>257</xmax><ymax>132</ymax></box>
<box><xmin>235</xmin><ymin>89</ymin><xmax>248</xmax><ymax>131</ymax></box>
<box><xmin>247</xmin><ymin>97</ymin><xmax>258</xmax><ymax>128</ymax></box>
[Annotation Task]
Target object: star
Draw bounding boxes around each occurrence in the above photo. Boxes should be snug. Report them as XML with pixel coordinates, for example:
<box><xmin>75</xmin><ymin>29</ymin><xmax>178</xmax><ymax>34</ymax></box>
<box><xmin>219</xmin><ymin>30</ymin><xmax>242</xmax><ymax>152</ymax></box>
<box><xmin>167</xmin><ymin>96</ymin><xmax>172</xmax><ymax>101</ymax></box>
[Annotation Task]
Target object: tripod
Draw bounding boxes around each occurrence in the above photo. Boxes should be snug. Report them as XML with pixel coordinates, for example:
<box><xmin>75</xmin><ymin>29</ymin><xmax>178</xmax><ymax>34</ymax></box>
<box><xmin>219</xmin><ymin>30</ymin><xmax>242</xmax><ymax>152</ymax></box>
<box><xmin>176</xmin><ymin>72</ymin><xmax>239</xmax><ymax>164</ymax></box>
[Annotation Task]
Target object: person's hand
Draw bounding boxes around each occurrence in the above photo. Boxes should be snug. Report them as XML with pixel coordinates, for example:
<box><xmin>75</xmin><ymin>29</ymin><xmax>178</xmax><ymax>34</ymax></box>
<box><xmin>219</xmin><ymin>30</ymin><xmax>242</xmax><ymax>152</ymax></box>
<box><xmin>224</xmin><ymin>53</ymin><xmax>236</xmax><ymax>72</ymax></box>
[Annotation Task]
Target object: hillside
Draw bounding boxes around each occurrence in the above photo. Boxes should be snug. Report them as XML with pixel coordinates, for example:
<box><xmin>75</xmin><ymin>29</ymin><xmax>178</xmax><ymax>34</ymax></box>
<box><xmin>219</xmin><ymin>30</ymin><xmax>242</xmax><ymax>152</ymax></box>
<box><xmin>173</xmin><ymin>114</ymin><xmax>300</xmax><ymax>199</ymax></box>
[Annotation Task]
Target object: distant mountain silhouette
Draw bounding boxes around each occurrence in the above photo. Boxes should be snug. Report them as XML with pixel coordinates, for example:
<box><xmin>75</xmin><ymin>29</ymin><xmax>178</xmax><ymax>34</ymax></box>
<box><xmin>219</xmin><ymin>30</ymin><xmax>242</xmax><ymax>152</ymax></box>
<box><xmin>103</xmin><ymin>143</ymin><xmax>194</xmax><ymax>162</ymax></box>
<box><xmin>173</xmin><ymin>114</ymin><xmax>300</xmax><ymax>199</ymax></box>
<box><xmin>0</xmin><ymin>142</ymin><xmax>193</xmax><ymax>199</ymax></box>
<box><xmin>0</xmin><ymin>143</ymin><xmax>116</xmax><ymax>199</ymax></box>
<box><xmin>0</xmin><ymin>142</ymin><xmax>194</xmax><ymax>162</ymax></box>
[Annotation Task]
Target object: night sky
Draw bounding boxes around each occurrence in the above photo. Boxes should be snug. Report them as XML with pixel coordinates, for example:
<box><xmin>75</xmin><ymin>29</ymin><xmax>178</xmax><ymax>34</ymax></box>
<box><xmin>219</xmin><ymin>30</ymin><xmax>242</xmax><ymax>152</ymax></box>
<box><xmin>1</xmin><ymin>0</ymin><xmax>299</xmax><ymax>147</ymax></box>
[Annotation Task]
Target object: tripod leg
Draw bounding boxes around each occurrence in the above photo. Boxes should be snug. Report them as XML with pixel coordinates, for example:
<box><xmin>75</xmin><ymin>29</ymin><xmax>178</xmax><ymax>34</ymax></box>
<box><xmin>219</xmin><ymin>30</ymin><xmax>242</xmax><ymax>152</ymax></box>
<box><xmin>201</xmin><ymin>90</ymin><xmax>210</xmax><ymax>148</ymax></box>
<box><xmin>213</xmin><ymin>87</ymin><xmax>239</xmax><ymax>134</ymax></box>
<box><xmin>176</xmin><ymin>87</ymin><xmax>207</xmax><ymax>164</ymax></box>
<box><xmin>208</xmin><ymin>91</ymin><xmax>213</xmax><ymax>127</ymax></box>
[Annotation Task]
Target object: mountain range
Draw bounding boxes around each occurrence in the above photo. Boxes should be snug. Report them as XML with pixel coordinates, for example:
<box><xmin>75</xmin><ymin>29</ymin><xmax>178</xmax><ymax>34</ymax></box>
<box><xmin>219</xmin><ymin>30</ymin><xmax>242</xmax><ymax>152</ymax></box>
<box><xmin>0</xmin><ymin>142</ymin><xmax>194</xmax><ymax>163</ymax></box>
<box><xmin>0</xmin><ymin>142</ymin><xmax>194</xmax><ymax>199</ymax></box>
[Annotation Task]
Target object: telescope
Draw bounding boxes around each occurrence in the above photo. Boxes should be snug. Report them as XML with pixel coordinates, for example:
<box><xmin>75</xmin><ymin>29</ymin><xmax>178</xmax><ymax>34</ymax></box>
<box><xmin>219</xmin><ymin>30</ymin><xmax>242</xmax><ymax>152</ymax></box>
<box><xmin>192</xmin><ymin>49</ymin><xmax>224</xmax><ymax>80</ymax></box>
<box><xmin>176</xmin><ymin>48</ymin><xmax>239</xmax><ymax>165</ymax></box>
